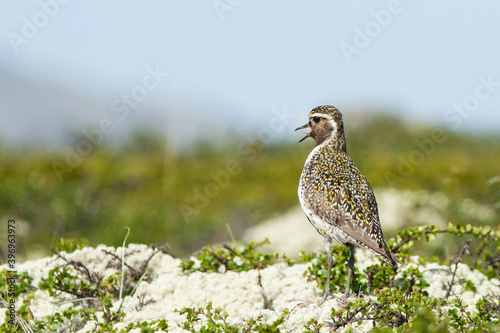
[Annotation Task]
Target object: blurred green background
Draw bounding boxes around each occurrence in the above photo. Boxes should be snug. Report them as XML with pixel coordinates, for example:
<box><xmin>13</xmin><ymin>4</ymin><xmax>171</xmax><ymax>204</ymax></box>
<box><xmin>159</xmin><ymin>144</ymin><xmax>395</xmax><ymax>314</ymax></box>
<box><xmin>2</xmin><ymin>113</ymin><xmax>499</xmax><ymax>260</ymax></box>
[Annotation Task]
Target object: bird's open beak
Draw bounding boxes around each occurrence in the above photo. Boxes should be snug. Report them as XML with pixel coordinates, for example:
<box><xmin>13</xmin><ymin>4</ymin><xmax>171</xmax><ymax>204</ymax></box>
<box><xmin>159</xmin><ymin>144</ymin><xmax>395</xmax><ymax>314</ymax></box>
<box><xmin>295</xmin><ymin>123</ymin><xmax>311</xmax><ymax>143</ymax></box>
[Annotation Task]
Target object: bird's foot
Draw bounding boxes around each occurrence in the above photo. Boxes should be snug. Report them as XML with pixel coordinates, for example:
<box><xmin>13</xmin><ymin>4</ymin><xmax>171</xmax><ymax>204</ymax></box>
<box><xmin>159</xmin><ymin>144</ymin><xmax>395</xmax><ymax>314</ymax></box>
<box><xmin>317</xmin><ymin>291</ymin><xmax>333</xmax><ymax>306</ymax></box>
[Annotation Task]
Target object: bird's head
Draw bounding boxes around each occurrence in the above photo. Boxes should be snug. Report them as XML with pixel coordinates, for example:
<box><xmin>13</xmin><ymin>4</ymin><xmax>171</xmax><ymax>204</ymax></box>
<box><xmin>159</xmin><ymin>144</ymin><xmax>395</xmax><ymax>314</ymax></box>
<box><xmin>295</xmin><ymin>105</ymin><xmax>346</xmax><ymax>150</ymax></box>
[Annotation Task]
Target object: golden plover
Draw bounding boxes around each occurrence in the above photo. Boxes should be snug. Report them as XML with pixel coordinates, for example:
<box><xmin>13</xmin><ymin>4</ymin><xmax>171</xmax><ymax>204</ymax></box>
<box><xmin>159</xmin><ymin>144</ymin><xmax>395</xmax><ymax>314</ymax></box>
<box><xmin>296</xmin><ymin>105</ymin><xmax>402</xmax><ymax>304</ymax></box>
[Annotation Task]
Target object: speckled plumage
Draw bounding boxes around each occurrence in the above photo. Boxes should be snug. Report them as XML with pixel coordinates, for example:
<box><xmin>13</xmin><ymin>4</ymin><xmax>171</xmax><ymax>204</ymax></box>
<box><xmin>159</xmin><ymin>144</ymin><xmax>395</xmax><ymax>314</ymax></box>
<box><xmin>296</xmin><ymin>105</ymin><xmax>401</xmax><ymax>303</ymax></box>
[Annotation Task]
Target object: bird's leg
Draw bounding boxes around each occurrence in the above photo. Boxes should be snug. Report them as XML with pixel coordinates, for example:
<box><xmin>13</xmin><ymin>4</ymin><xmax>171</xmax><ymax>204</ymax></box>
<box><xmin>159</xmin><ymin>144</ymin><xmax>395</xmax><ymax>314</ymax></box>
<box><xmin>319</xmin><ymin>239</ymin><xmax>333</xmax><ymax>305</ymax></box>
<box><xmin>344</xmin><ymin>244</ymin><xmax>355</xmax><ymax>297</ymax></box>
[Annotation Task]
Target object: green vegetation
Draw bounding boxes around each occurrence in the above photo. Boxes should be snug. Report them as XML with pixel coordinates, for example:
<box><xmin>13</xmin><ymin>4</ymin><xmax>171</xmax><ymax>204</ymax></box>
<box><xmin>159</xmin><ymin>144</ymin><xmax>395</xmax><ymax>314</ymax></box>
<box><xmin>1</xmin><ymin>241</ymin><xmax>161</xmax><ymax>332</ymax></box>
<box><xmin>301</xmin><ymin>222</ymin><xmax>499</xmax><ymax>295</ymax></box>
<box><xmin>180</xmin><ymin>238</ymin><xmax>290</xmax><ymax>273</ymax></box>
<box><xmin>53</xmin><ymin>237</ymin><xmax>90</xmax><ymax>253</ymax></box>
<box><xmin>1</xmin><ymin>114</ymin><xmax>499</xmax><ymax>260</ymax></box>
<box><xmin>177</xmin><ymin>302</ymin><xmax>289</xmax><ymax>332</ymax></box>
<box><xmin>1</xmin><ymin>223</ymin><xmax>498</xmax><ymax>331</ymax></box>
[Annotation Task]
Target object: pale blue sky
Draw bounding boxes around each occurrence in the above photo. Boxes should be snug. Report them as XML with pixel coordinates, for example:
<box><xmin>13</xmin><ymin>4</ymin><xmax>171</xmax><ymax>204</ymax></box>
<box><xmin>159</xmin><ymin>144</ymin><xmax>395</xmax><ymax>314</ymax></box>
<box><xmin>1</xmin><ymin>1</ymin><xmax>499</xmax><ymax>147</ymax></box>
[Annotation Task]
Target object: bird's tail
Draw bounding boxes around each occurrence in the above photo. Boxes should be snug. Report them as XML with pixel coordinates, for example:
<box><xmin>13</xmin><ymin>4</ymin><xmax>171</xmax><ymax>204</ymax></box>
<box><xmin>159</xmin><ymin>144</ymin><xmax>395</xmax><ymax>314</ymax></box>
<box><xmin>388</xmin><ymin>252</ymin><xmax>403</xmax><ymax>266</ymax></box>
<box><xmin>382</xmin><ymin>247</ymin><xmax>403</xmax><ymax>266</ymax></box>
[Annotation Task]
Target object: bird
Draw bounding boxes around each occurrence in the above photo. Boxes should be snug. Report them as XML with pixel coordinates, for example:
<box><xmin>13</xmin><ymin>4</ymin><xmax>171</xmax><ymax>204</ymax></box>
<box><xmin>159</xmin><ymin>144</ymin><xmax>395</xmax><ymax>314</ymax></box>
<box><xmin>296</xmin><ymin>105</ymin><xmax>402</xmax><ymax>304</ymax></box>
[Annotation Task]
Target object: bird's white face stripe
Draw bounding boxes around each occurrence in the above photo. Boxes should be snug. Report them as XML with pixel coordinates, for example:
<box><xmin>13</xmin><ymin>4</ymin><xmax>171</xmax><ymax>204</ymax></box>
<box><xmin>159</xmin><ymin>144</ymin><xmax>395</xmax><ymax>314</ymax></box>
<box><xmin>310</xmin><ymin>113</ymin><xmax>333</xmax><ymax>120</ymax></box>
<box><xmin>328</xmin><ymin>119</ymin><xmax>338</xmax><ymax>141</ymax></box>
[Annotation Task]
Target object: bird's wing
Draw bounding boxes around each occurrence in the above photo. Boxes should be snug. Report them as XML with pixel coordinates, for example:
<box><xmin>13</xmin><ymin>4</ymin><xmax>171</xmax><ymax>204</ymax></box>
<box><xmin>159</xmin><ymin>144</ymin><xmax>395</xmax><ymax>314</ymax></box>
<box><xmin>303</xmin><ymin>164</ymin><xmax>401</xmax><ymax>265</ymax></box>
<box><xmin>333</xmin><ymin>186</ymin><xmax>400</xmax><ymax>265</ymax></box>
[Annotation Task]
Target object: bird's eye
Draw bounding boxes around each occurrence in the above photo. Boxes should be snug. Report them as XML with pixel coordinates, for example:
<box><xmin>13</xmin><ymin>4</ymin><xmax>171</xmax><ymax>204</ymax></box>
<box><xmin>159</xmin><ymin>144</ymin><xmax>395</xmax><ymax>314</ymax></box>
<box><xmin>312</xmin><ymin>116</ymin><xmax>321</xmax><ymax>123</ymax></box>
